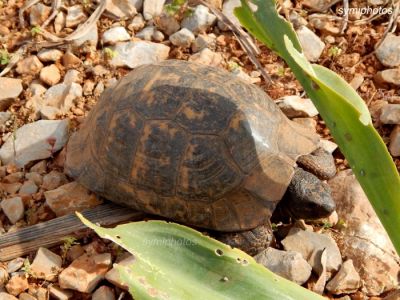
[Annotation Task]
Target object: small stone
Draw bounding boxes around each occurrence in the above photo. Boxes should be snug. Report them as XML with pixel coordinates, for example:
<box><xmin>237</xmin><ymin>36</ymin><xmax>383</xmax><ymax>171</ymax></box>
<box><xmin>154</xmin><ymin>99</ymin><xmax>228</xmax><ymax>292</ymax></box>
<box><xmin>19</xmin><ymin>180</ymin><xmax>38</xmax><ymax>195</ymax></box>
<box><xmin>6</xmin><ymin>258</ymin><xmax>25</xmax><ymax>273</ymax></box>
<box><xmin>63</xmin><ymin>69</ymin><xmax>81</xmax><ymax>84</ymax></box>
<box><xmin>0</xmin><ymin>267</ymin><xmax>8</xmax><ymax>287</ymax></box>
<box><xmin>192</xmin><ymin>34</ymin><xmax>216</xmax><ymax>52</ymax></box>
<box><xmin>19</xmin><ymin>293</ymin><xmax>37</xmax><ymax>300</ymax></box>
<box><xmin>0</xmin><ymin>112</ymin><xmax>11</xmax><ymax>126</ymax></box>
<box><xmin>105</xmin><ymin>0</ymin><xmax>137</xmax><ymax>19</ymax></box>
<box><xmin>350</xmin><ymin>73</ymin><xmax>364</xmax><ymax>90</ymax></box>
<box><xmin>54</xmin><ymin>12</ymin><xmax>66</xmax><ymax>34</ymax></box>
<box><xmin>3</xmin><ymin>172</ymin><xmax>24</xmax><ymax>184</ymax></box>
<box><xmin>155</xmin><ymin>14</ymin><xmax>180</xmax><ymax>36</ymax></box>
<box><xmin>189</xmin><ymin>48</ymin><xmax>222</xmax><ymax>67</ymax></box>
<box><xmin>91</xmin><ymin>65</ymin><xmax>108</xmax><ymax>77</ymax></box>
<box><xmin>380</xmin><ymin>104</ymin><xmax>400</xmax><ymax>124</ymax></box>
<box><xmin>389</xmin><ymin>126</ymin><xmax>400</xmax><ymax>156</ymax></box>
<box><xmin>319</xmin><ymin>139</ymin><xmax>338</xmax><ymax>154</ymax></box>
<box><xmin>0</xmin><ymin>294</ymin><xmax>17</xmax><ymax>300</ymax></box>
<box><xmin>37</xmin><ymin>49</ymin><xmax>64</xmax><ymax>62</ymax></box>
<box><xmin>94</xmin><ymin>82</ymin><xmax>105</xmax><ymax>96</ymax></box>
<box><xmin>143</xmin><ymin>0</ymin><xmax>165</xmax><ymax>20</ymax></box>
<box><xmin>16</xmin><ymin>56</ymin><xmax>43</xmax><ymax>75</ymax></box>
<box><xmin>40</xmin><ymin>106</ymin><xmax>60</xmax><ymax>120</ymax></box>
<box><xmin>282</xmin><ymin>227</ymin><xmax>342</xmax><ymax>273</ymax></box>
<box><xmin>66</xmin><ymin>5</ymin><xmax>87</xmax><ymax>28</ymax></box>
<box><xmin>48</xmin><ymin>285</ymin><xmax>73</xmax><ymax>300</ymax></box>
<box><xmin>296</xmin><ymin>26</ymin><xmax>325</xmax><ymax>62</ymax></box>
<box><xmin>1</xmin><ymin>197</ymin><xmax>24</xmax><ymax>224</ymax></box>
<box><xmin>105</xmin><ymin>255</ymin><xmax>135</xmax><ymax>289</ymax></box>
<box><xmin>31</xmin><ymin>287</ymin><xmax>47</xmax><ymax>300</ymax></box>
<box><xmin>169</xmin><ymin>28</ymin><xmax>195</xmax><ymax>47</ymax></box>
<box><xmin>292</xmin><ymin>117</ymin><xmax>317</xmax><ymax>130</ymax></box>
<box><xmin>0</xmin><ymin>78</ymin><xmax>22</xmax><ymax>111</ymax></box>
<box><xmin>128</xmin><ymin>14</ymin><xmax>145</xmax><ymax>31</ymax></box>
<box><xmin>30</xmin><ymin>248</ymin><xmax>62</xmax><ymax>281</ymax></box>
<box><xmin>376</xmin><ymin>33</ymin><xmax>400</xmax><ymax>67</ymax></box>
<box><xmin>277</xmin><ymin>95</ymin><xmax>319</xmax><ymax>117</ymax></box>
<box><xmin>40</xmin><ymin>64</ymin><xmax>61</xmax><ymax>86</ymax></box>
<box><xmin>29</xmin><ymin>3</ymin><xmax>51</xmax><ymax>26</ymax></box>
<box><xmin>102</xmin><ymin>26</ymin><xmax>130</xmax><ymax>45</ymax></box>
<box><xmin>110</xmin><ymin>41</ymin><xmax>170</xmax><ymax>69</ymax></box>
<box><xmin>152</xmin><ymin>30</ymin><xmax>165</xmax><ymax>42</ymax></box>
<box><xmin>58</xmin><ymin>253</ymin><xmax>112</xmax><ymax>293</ymax></box>
<box><xmin>62</xmin><ymin>52</ymin><xmax>82</xmax><ymax>69</ymax></box>
<box><xmin>384</xmin><ymin>290</ymin><xmax>400</xmax><ymax>300</ymax></box>
<box><xmin>255</xmin><ymin>248</ymin><xmax>312</xmax><ymax>285</ymax></box>
<box><xmin>375</xmin><ymin>68</ymin><xmax>400</xmax><ymax>85</ymax></box>
<box><xmin>25</xmin><ymin>172</ymin><xmax>43</xmax><ymax>186</ymax></box>
<box><xmin>136</xmin><ymin>26</ymin><xmax>155</xmax><ymax>41</ymax></box>
<box><xmin>45</xmin><ymin>182</ymin><xmax>101</xmax><ymax>216</ymax></box>
<box><xmin>43</xmin><ymin>83</ymin><xmax>82</xmax><ymax>113</ymax></box>
<box><xmin>1</xmin><ymin>183</ymin><xmax>22</xmax><ymax>195</ymax></box>
<box><xmin>182</xmin><ymin>5</ymin><xmax>216</xmax><ymax>34</ymax></box>
<box><xmin>42</xmin><ymin>171</ymin><xmax>68</xmax><ymax>190</ymax></box>
<box><xmin>66</xmin><ymin>245</ymin><xmax>85</xmax><ymax>262</ymax></box>
<box><xmin>72</xmin><ymin>23</ymin><xmax>98</xmax><ymax>49</ymax></box>
<box><xmin>83</xmin><ymin>80</ymin><xmax>95</xmax><ymax>96</ymax></box>
<box><xmin>326</xmin><ymin>259</ymin><xmax>361</xmax><ymax>294</ymax></box>
<box><xmin>30</xmin><ymin>161</ymin><xmax>47</xmax><ymax>174</ymax></box>
<box><xmin>29</xmin><ymin>83</ymin><xmax>47</xmax><ymax>97</ymax></box>
<box><xmin>92</xmin><ymin>286</ymin><xmax>115</xmax><ymax>300</ymax></box>
<box><xmin>0</xmin><ymin>120</ymin><xmax>69</xmax><ymax>167</ymax></box>
<box><xmin>5</xmin><ymin>274</ymin><xmax>28</xmax><ymax>296</ymax></box>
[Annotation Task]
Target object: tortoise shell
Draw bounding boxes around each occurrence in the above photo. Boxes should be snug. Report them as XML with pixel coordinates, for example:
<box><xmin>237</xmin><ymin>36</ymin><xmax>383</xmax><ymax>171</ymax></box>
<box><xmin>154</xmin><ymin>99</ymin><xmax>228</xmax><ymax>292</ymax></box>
<box><xmin>65</xmin><ymin>60</ymin><xmax>319</xmax><ymax>232</ymax></box>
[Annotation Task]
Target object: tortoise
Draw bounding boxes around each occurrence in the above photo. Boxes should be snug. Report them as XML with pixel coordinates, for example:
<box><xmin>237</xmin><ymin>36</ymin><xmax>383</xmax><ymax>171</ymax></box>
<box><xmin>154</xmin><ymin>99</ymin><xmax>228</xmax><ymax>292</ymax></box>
<box><xmin>65</xmin><ymin>60</ymin><xmax>336</xmax><ymax>254</ymax></box>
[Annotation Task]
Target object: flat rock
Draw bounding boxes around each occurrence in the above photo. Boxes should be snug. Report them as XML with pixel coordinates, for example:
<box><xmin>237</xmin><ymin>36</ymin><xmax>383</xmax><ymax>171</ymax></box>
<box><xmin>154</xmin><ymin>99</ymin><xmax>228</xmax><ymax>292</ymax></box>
<box><xmin>380</xmin><ymin>104</ymin><xmax>400</xmax><ymax>124</ymax></box>
<box><xmin>296</xmin><ymin>26</ymin><xmax>325</xmax><ymax>62</ymax></box>
<box><xmin>389</xmin><ymin>125</ymin><xmax>400</xmax><ymax>156</ymax></box>
<box><xmin>30</xmin><ymin>247</ymin><xmax>62</xmax><ymax>281</ymax></box>
<box><xmin>143</xmin><ymin>0</ymin><xmax>165</xmax><ymax>20</ymax></box>
<box><xmin>128</xmin><ymin>14</ymin><xmax>145</xmax><ymax>31</ymax></box>
<box><xmin>254</xmin><ymin>248</ymin><xmax>312</xmax><ymax>285</ymax></box>
<box><xmin>63</xmin><ymin>69</ymin><xmax>81</xmax><ymax>84</ymax></box>
<box><xmin>45</xmin><ymin>182</ymin><xmax>101</xmax><ymax>216</ymax></box>
<box><xmin>192</xmin><ymin>33</ymin><xmax>216</xmax><ymax>52</ymax></box>
<box><xmin>6</xmin><ymin>257</ymin><xmax>25</xmax><ymax>273</ymax></box>
<box><xmin>105</xmin><ymin>0</ymin><xmax>137</xmax><ymax>19</ymax></box>
<box><xmin>0</xmin><ymin>119</ymin><xmax>69</xmax><ymax>167</ymax></box>
<box><xmin>18</xmin><ymin>293</ymin><xmax>36</xmax><ymax>300</ymax></box>
<box><xmin>110</xmin><ymin>41</ymin><xmax>169</xmax><ymax>68</ymax></box>
<box><xmin>156</xmin><ymin>14</ymin><xmax>180</xmax><ymax>36</ymax></box>
<box><xmin>281</xmin><ymin>227</ymin><xmax>342</xmax><ymax>274</ymax></box>
<box><xmin>40</xmin><ymin>64</ymin><xmax>61</xmax><ymax>86</ymax></box>
<box><xmin>62</xmin><ymin>52</ymin><xmax>82</xmax><ymax>69</ymax></box>
<box><xmin>72</xmin><ymin>23</ymin><xmax>98</xmax><ymax>49</ymax></box>
<box><xmin>25</xmin><ymin>172</ymin><xmax>43</xmax><ymax>186</ymax></box>
<box><xmin>0</xmin><ymin>293</ymin><xmax>17</xmax><ymax>300</ymax></box>
<box><xmin>182</xmin><ymin>4</ymin><xmax>216</xmax><ymax>34</ymax></box>
<box><xmin>48</xmin><ymin>285</ymin><xmax>73</xmax><ymax>300</ymax></box>
<box><xmin>37</xmin><ymin>49</ymin><xmax>64</xmax><ymax>62</ymax></box>
<box><xmin>319</xmin><ymin>139</ymin><xmax>338</xmax><ymax>154</ymax></box>
<box><xmin>375</xmin><ymin>68</ymin><xmax>400</xmax><ymax>85</ymax></box>
<box><xmin>169</xmin><ymin>28</ymin><xmax>195</xmax><ymax>47</ymax></box>
<box><xmin>16</xmin><ymin>56</ymin><xmax>43</xmax><ymax>75</ymax></box>
<box><xmin>384</xmin><ymin>290</ymin><xmax>400</xmax><ymax>300</ymax></box>
<box><xmin>0</xmin><ymin>78</ymin><xmax>22</xmax><ymax>111</ymax></box>
<box><xmin>66</xmin><ymin>5</ymin><xmax>87</xmax><ymax>28</ymax></box>
<box><xmin>19</xmin><ymin>180</ymin><xmax>38</xmax><ymax>195</ymax></box>
<box><xmin>105</xmin><ymin>255</ymin><xmax>135</xmax><ymax>289</ymax></box>
<box><xmin>42</xmin><ymin>82</ymin><xmax>82</xmax><ymax>113</ymax></box>
<box><xmin>1</xmin><ymin>197</ymin><xmax>24</xmax><ymax>224</ymax></box>
<box><xmin>92</xmin><ymin>286</ymin><xmax>115</xmax><ymax>300</ymax></box>
<box><xmin>329</xmin><ymin>170</ymin><xmax>400</xmax><ymax>296</ymax></box>
<box><xmin>30</xmin><ymin>3</ymin><xmax>51</xmax><ymax>26</ymax></box>
<box><xmin>189</xmin><ymin>48</ymin><xmax>222</xmax><ymax>67</ymax></box>
<box><xmin>0</xmin><ymin>112</ymin><xmax>11</xmax><ymax>126</ymax></box>
<box><xmin>42</xmin><ymin>170</ymin><xmax>68</xmax><ymax>190</ymax></box>
<box><xmin>326</xmin><ymin>259</ymin><xmax>361</xmax><ymax>294</ymax></box>
<box><xmin>376</xmin><ymin>33</ymin><xmax>400</xmax><ymax>67</ymax></box>
<box><xmin>277</xmin><ymin>95</ymin><xmax>319</xmax><ymax>117</ymax></box>
<box><xmin>58</xmin><ymin>253</ymin><xmax>112</xmax><ymax>293</ymax></box>
<box><xmin>136</xmin><ymin>26</ymin><xmax>155</xmax><ymax>41</ymax></box>
<box><xmin>102</xmin><ymin>26</ymin><xmax>130</xmax><ymax>45</ymax></box>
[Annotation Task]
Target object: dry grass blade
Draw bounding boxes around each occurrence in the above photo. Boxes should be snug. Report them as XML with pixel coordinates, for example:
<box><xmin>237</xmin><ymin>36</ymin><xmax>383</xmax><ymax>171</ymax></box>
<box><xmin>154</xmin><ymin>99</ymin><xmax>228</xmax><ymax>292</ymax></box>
<box><xmin>42</xmin><ymin>0</ymin><xmax>62</xmax><ymax>28</ymax></box>
<box><xmin>200</xmin><ymin>0</ymin><xmax>272</xmax><ymax>85</ymax></box>
<box><xmin>0</xmin><ymin>45</ymin><xmax>27</xmax><ymax>77</ymax></box>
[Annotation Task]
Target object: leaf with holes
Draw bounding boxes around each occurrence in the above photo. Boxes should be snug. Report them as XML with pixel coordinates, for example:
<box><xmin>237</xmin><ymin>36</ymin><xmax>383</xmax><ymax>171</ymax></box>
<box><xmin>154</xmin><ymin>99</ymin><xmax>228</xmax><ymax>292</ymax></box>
<box><xmin>78</xmin><ymin>214</ymin><xmax>325</xmax><ymax>300</ymax></box>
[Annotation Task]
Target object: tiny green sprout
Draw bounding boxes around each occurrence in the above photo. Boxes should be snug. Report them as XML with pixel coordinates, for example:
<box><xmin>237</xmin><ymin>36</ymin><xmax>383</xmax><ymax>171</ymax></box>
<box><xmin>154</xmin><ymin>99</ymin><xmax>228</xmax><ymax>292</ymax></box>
<box><xmin>165</xmin><ymin>0</ymin><xmax>187</xmax><ymax>16</ymax></box>
<box><xmin>21</xmin><ymin>259</ymin><xmax>33</xmax><ymax>277</ymax></box>
<box><xmin>271</xmin><ymin>223</ymin><xmax>278</xmax><ymax>231</ymax></box>
<box><xmin>104</xmin><ymin>47</ymin><xmax>118</xmax><ymax>59</ymax></box>
<box><xmin>60</xmin><ymin>236</ymin><xmax>79</xmax><ymax>262</ymax></box>
<box><xmin>335</xmin><ymin>219</ymin><xmax>347</xmax><ymax>230</ymax></box>
<box><xmin>31</xmin><ymin>26</ymin><xmax>41</xmax><ymax>36</ymax></box>
<box><xmin>277</xmin><ymin>66</ymin><xmax>285</xmax><ymax>77</ymax></box>
<box><xmin>0</xmin><ymin>49</ymin><xmax>9</xmax><ymax>65</ymax></box>
<box><xmin>328</xmin><ymin>46</ymin><xmax>342</xmax><ymax>58</ymax></box>
<box><xmin>322</xmin><ymin>221</ymin><xmax>332</xmax><ymax>230</ymax></box>
<box><xmin>82</xmin><ymin>0</ymin><xmax>91</xmax><ymax>8</ymax></box>
<box><xmin>227</xmin><ymin>61</ymin><xmax>240</xmax><ymax>71</ymax></box>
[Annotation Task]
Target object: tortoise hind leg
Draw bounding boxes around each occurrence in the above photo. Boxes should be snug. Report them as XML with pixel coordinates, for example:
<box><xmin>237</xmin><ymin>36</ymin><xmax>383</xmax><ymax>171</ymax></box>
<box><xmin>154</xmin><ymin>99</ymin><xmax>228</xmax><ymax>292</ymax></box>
<box><xmin>215</xmin><ymin>224</ymin><xmax>274</xmax><ymax>256</ymax></box>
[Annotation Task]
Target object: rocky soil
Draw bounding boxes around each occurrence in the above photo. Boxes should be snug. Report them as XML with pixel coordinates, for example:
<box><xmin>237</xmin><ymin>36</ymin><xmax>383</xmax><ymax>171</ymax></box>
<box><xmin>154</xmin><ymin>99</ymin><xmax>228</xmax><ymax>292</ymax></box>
<box><xmin>0</xmin><ymin>0</ymin><xmax>399</xmax><ymax>299</ymax></box>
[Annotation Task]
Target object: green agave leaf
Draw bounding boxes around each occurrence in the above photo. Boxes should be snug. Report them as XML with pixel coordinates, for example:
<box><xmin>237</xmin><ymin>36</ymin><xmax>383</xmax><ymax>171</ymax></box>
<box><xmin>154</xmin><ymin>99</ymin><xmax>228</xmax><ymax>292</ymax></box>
<box><xmin>235</xmin><ymin>1</ymin><xmax>400</xmax><ymax>254</ymax></box>
<box><xmin>78</xmin><ymin>214</ymin><xmax>325</xmax><ymax>300</ymax></box>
